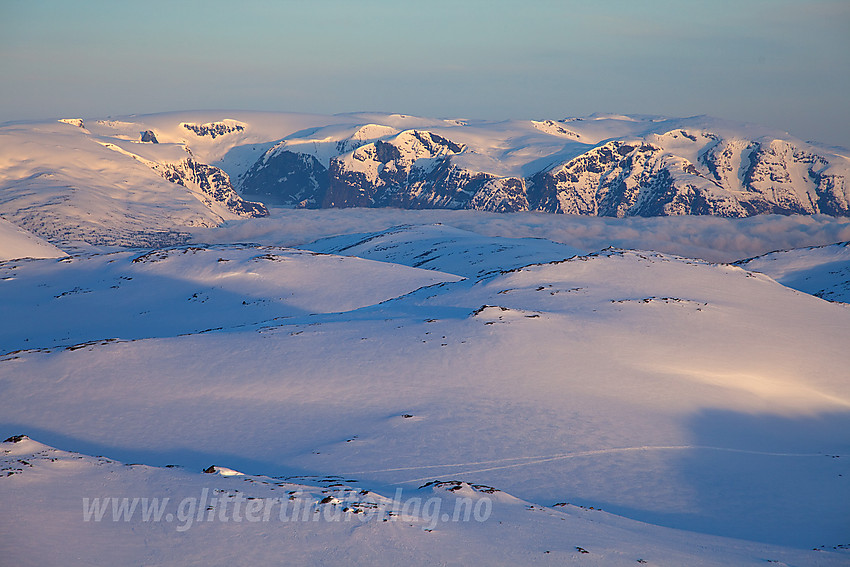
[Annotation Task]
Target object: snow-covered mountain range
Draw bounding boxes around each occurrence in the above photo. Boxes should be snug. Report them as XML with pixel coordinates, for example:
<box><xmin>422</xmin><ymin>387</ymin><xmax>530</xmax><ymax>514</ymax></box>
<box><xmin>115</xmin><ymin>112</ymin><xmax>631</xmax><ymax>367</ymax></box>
<box><xmin>239</xmin><ymin>113</ymin><xmax>850</xmax><ymax>216</ymax></box>
<box><xmin>1</xmin><ymin>111</ymin><xmax>849</xmax><ymax>251</ymax></box>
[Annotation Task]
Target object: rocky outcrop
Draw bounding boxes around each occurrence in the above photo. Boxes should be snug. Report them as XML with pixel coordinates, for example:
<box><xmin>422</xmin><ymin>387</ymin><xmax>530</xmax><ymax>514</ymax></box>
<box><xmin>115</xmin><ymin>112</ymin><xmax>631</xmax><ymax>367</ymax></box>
<box><xmin>528</xmin><ymin>139</ymin><xmax>745</xmax><ymax>217</ymax></box>
<box><xmin>159</xmin><ymin>158</ymin><xmax>267</xmax><ymax>217</ymax></box>
<box><xmin>181</xmin><ymin>121</ymin><xmax>245</xmax><ymax>139</ymax></box>
<box><xmin>528</xmin><ymin>131</ymin><xmax>848</xmax><ymax>217</ymax></box>
<box><xmin>241</xmin><ymin>150</ymin><xmax>328</xmax><ymax>208</ymax></box>
<box><xmin>243</xmin><ymin>129</ymin><xmax>528</xmax><ymax>212</ymax></box>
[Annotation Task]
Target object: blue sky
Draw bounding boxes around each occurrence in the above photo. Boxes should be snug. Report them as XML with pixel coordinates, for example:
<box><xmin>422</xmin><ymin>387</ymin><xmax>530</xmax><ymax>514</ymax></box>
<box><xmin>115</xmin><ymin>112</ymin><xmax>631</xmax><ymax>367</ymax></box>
<box><xmin>2</xmin><ymin>0</ymin><xmax>848</xmax><ymax>147</ymax></box>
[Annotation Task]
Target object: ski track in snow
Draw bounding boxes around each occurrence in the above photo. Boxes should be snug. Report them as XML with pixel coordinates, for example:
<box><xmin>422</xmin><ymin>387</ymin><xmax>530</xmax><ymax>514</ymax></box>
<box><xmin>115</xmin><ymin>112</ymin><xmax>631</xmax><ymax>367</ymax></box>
<box><xmin>333</xmin><ymin>445</ymin><xmax>836</xmax><ymax>484</ymax></box>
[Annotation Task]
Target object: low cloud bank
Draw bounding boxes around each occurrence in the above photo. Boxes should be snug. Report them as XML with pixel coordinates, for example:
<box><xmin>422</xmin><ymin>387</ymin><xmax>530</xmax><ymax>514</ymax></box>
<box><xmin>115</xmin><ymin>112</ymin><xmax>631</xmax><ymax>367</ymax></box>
<box><xmin>194</xmin><ymin>208</ymin><xmax>850</xmax><ymax>263</ymax></box>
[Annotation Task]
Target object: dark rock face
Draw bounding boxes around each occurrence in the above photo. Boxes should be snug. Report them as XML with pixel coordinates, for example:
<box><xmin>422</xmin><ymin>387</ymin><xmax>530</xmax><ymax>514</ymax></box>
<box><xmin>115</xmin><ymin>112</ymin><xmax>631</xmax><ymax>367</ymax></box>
<box><xmin>323</xmin><ymin>157</ymin><xmax>380</xmax><ymax>208</ymax></box>
<box><xmin>159</xmin><ymin>158</ymin><xmax>268</xmax><ymax>217</ymax></box>
<box><xmin>323</xmin><ymin>138</ymin><xmax>413</xmax><ymax>208</ymax></box>
<box><xmin>140</xmin><ymin>130</ymin><xmax>158</xmax><ymax>143</ymax></box>
<box><xmin>322</xmin><ymin>133</ymin><xmax>527</xmax><ymax>212</ymax></box>
<box><xmin>528</xmin><ymin>136</ymin><xmax>847</xmax><ymax>217</ymax></box>
<box><xmin>815</xmin><ymin>172</ymin><xmax>849</xmax><ymax>216</ymax></box>
<box><xmin>240</xmin><ymin>150</ymin><xmax>328</xmax><ymax>208</ymax></box>
<box><xmin>734</xmin><ymin>141</ymin><xmax>848</xmax><ymax>215</ymax></box>
<box><xmin>526</xmin><ymin>141</ymin><xmax>720</xmax><ymax>216</ymax></box>
<box><xmin>242</xmin><ymin>129</ymin><xmax>528</xmax><ymax>213</ymax></box>
<box><xmin>468</xmin><ymin>176</ymin><xmax>529</xmax><ymax>213</ymax></box>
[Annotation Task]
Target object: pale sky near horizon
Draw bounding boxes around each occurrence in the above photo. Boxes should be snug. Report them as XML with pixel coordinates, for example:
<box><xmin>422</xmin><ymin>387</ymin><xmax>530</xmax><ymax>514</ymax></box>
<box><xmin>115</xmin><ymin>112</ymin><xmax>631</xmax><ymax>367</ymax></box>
<box><xmin>2</xmin><ymin>0</ymin><xmax>848</xmax><ymax>147</ymax></box>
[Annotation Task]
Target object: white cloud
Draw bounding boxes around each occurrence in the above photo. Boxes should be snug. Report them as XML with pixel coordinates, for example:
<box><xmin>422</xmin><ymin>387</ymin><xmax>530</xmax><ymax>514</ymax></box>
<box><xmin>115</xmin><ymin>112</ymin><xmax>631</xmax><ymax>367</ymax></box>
<box><xmin>196</xmin><ymin>208</ymin><xmax>850</xmax><ymax>263</ymax></box>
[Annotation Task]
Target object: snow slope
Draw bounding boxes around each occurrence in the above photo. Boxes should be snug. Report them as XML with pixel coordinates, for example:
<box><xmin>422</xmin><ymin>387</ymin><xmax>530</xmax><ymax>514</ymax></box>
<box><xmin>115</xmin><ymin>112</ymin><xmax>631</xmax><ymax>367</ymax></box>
<box><xmin>0</xmin><ymin>116</ymin><xmax>274</xmax><ymax>249</ymax></box>
<box><xmin>302</xmin><ymin>223</ymin><xmax>583</xmax><ymax>278</ymax></box>
<box><xmin>0</xmin><ymin>216</ymin><xmax>67</xmax><ymax>261</ymax></box>
<box><xmin>2</xmin><ymin>435</ymin><xmax>845</xmax><ymax>567</ymax></box>
<box><xmin>1</xmin><ymin>226</ymin><xmax>847</xmax><ymax>557</ymax></box>
<box><xmin>0</xmin><ymin>244</ymin><xmax>460</xmax><ymax>353</ymax></box>
<box><xmin>735</xmin><ymin>241</ymin><xmax>850</xmax><ymax>302</ymax></box>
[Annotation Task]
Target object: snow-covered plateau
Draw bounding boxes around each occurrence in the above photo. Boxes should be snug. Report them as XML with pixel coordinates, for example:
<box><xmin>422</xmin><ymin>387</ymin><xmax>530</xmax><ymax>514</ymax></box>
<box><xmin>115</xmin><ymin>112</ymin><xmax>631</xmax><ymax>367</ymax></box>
<box><xmin>0</xmin><ymin>111</ymin><xmax>849</xmax><ymax>566</ymax></box>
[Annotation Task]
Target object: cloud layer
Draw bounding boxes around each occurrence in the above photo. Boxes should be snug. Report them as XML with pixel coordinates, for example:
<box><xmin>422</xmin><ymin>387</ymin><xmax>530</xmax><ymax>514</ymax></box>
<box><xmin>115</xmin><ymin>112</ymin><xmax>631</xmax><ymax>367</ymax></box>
<box><xmin>195</xmin><ymin>208</ymin><xmax>850</xmax><ymax>263</ymax></box>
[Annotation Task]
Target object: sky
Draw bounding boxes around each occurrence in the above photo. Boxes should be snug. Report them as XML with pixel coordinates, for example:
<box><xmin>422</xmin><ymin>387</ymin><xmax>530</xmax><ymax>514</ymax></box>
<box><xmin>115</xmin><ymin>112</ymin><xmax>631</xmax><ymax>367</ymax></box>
<box><xmin>2</xmin><ymin>0</ymin><xmax>849</xmax><ymax>148</ymax></box>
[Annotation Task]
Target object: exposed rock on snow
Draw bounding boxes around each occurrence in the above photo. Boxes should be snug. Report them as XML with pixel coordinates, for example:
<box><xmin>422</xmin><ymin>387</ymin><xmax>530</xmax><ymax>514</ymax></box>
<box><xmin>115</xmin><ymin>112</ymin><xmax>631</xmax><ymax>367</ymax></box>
<box><xmin>181</xmin><ymin>120</ymin><xmax>245</xmax><ymax>139</ymax></box>
<box><xmin>157</xmin><ymin>158</ymin><xmax>268</xmax><ymax>218</ymax></box>
<box><xmin>3</xmin><ymin>436</ymin><xmax>847</xmax><ymax>566</ymax></box>
<box><xmin>58</xmin><ymin>118</ymin><xmax>85</xmax><ymax>129</ymax></box>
